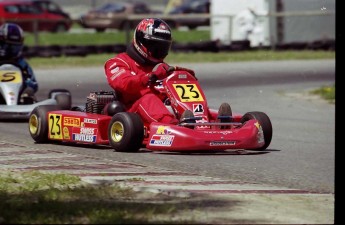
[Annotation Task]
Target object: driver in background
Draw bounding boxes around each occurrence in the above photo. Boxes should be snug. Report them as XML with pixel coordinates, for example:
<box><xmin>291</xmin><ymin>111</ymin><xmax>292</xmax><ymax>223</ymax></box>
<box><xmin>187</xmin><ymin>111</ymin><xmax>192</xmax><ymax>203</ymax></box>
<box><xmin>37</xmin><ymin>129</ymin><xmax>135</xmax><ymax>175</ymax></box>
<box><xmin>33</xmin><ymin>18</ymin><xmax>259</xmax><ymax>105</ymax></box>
<box><xmin>0</xmin><ymin>23</ymin><xmax>38</xmax><ymax>102</ymax></box>
<box><xmin>104</xmin><ymin>18</ymin><xmax>194</xmax><ymax>124</ymax></box>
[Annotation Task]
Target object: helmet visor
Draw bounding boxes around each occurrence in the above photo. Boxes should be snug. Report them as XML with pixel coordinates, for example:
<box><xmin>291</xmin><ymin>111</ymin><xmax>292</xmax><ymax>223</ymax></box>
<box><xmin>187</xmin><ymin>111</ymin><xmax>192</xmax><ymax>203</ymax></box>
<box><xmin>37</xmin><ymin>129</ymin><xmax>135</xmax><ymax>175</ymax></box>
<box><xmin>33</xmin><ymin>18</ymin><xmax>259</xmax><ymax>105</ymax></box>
<box><xmin>0</xmin><ymin>42</ymin><xmax>22</xmax><ymax>58</ymax></box>
<box><xmin>142</xmin><ymin>38</ymin><xmax>172</xmax><ymax>60</ymax></box>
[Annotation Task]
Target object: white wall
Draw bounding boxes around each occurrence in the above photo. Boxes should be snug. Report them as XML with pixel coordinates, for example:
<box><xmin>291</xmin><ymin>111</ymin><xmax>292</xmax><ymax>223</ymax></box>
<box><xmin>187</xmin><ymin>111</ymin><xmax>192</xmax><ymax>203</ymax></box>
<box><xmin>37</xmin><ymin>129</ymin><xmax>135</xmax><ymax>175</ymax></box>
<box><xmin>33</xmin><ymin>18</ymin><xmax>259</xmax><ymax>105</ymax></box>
<box><xmin>211</xmin><ymin>0</ymin><xmax>270</xmax><ymax>46</ymax></box>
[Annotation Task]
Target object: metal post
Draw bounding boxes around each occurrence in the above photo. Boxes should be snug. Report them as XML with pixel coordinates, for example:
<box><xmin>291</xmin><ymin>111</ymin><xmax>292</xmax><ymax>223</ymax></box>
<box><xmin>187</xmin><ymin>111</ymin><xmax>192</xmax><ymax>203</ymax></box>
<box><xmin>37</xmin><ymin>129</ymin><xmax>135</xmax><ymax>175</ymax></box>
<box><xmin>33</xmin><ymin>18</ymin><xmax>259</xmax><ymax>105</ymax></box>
<box><xmin>125</xmin><ymin>21</ymin><xmax>131</xmax><ymax>46</ymax></box>
<box><xmin>276</xmin><ymin>0</ymin><xmax>284</xmax><ymax>45</ymax></box>
<box><xmin>33</xmin><ymin>19</ymin><xmax>39</xmax><ymax>46</ymax></box>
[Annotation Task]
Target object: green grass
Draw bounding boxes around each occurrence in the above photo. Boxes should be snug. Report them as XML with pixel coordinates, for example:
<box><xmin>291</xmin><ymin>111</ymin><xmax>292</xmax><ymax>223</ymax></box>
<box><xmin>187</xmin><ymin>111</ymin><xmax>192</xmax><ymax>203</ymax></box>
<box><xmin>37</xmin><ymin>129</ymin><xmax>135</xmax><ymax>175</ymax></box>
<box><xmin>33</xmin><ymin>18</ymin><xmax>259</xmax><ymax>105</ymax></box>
<box><xmin>0</xmin><ymin>171</ymin><xmax>194</xmax><ymax>224</ymax></box>
<box><xmin>27</xmin><ymin>50</ymin><xmax>335</xmax><ymax>69</ymax></box>
<box><xmin>24</xmin><ymin>29</ymin><xmax>210</xmax><ymax>46</ymax></box>
<box><xmin>23</xmin><ymin>29</ymin><xmax>335</xmax><ymax>68</ymax></box>
<box><xmin>310</xmin><ymin>84</ymin><xmax>335</xmax><ymax>103</ymax></box>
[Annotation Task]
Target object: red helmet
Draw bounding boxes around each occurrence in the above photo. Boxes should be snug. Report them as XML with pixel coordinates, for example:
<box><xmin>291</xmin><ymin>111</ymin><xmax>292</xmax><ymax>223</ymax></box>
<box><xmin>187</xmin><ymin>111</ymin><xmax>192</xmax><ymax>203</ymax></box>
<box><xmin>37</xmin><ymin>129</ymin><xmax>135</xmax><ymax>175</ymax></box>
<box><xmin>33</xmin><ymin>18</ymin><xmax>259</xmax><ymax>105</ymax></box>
<box><xmin>133</xmin><ymin>18</ymin><xmax>172</xmax><ymax>64</ymax></box>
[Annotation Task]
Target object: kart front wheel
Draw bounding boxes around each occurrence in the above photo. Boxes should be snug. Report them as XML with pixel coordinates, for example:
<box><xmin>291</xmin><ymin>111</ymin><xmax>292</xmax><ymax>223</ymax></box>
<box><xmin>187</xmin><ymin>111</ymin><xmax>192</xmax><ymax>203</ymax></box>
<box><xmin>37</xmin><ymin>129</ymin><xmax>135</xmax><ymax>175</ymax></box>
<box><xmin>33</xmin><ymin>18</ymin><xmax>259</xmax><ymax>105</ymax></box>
<box><xmin>108</xmin><ymin>112</ymin><xmax>144</xmax><ymax>152</ymax></box>
<box><xmin>29</xmin><ymin>105</ymin><xmax>62</xmax><ymax>143</ymax></box>
<box><xmin>241</xmin><ymin>111</ymin><xmax>273</xmax><ymax>150</ymax></box>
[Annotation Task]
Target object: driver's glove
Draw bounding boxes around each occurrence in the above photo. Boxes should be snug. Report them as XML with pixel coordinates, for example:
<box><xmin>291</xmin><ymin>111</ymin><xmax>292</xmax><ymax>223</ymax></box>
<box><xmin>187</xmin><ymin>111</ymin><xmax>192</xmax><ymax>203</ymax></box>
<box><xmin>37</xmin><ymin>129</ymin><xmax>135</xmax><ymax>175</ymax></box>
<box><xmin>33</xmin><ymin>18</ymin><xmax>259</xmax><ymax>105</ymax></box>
<box><xmin>141</xmin><ymin>63</ymin><xmax>170</xmax><ymax>86</ymax></box>
<box><xmin>25</xmin><ymin>78</ymin><xmax>38</xmax><ymax>92</ymax></box>
<box><xmin>151</xmin><ymin>63</ymin><xmax>170</xmax><ymax>80</ymax></box>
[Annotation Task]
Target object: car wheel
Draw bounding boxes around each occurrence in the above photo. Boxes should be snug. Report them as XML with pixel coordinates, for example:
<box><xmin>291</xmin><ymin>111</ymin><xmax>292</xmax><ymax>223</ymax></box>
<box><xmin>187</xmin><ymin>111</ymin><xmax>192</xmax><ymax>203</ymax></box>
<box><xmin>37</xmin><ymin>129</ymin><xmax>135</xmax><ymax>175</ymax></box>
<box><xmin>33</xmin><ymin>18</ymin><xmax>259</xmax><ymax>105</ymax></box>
<box><xmin>96</xmin><ymin>28</ymin><xmax>106</xmax><ymax>33</ymax></box>
<box><xmin>188</xmin><ymin>25</ymin><xmax>198</xmax><ymax>30</ymax></box>
<box><xmin>240</xmin><ymin>111</ymin><xmax>273</xmax><ymax>150</ymax></box>
<box><xmin>53</xmin><ymin>23</ymin><xmax>68</xmax><ymax>33</ymax></box>
<box><xmin>28</xmin><ymin>105</ymin><xmax>62</xmax><ymax>143</ymax></box>
<box><xmin>108</xmin><ymin>112</ymin><xmax>144</xmax><ymax>152</ymax></box>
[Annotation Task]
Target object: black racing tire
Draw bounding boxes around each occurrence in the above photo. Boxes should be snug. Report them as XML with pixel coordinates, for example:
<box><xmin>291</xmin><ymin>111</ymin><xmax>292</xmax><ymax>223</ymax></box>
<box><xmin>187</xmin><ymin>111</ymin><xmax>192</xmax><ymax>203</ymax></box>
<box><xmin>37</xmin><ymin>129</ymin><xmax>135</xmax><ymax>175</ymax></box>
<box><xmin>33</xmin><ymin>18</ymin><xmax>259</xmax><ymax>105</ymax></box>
<box><xmin>28</xmin><ymin>105</ymin><xmax>62</xmax><ymax>143</ymax></box>
<box><xmin>48</xmin><ymin>89</ymin><xmax>71</xmax><ymax>110</ymax></box>
<box><xmin>53</xmin><ymin>23</ymin><xmax>68</xmax><ymax>33</ymax></box>
<box><xmin>55</xmin><ymin>93</ymin><xmax>72</xmax><ymax>110</ymax></box>
<box><xmin>48</xmin><ymin>89</ymin><xmax>70</xmax><ymax>99</ymax></box>
<box><xmin>240</xmin><ymin>111</ymin><xmax>273</xmax><ymax>150</ymax></box>
<box><xmin>108</xmin><ymin>112</ymin><xmax>144</xmax><ymax>152</ymax></box>
<box><xmin>96</xmin><ymin>28</ymin><xmax>106</xmax><ymax>33</ymax></box>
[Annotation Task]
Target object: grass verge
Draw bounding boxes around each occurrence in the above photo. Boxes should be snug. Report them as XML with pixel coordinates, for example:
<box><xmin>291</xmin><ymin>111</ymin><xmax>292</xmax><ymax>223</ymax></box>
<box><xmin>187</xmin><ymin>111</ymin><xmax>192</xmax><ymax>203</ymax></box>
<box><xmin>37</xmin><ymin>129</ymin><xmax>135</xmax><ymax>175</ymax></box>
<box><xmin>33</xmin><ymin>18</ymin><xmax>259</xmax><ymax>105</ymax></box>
<box><xmin>310</xmin><ymin>84</ymin><xmax>335</xmax><ymax>104</ymax></box>
<box><xmin>27</xmin><ymin>50</ymin><xmax>335</xmax><ymax>69</ymax></box>
<box><xmin>0</xmin><ymin>171</ymin><xmax>194</xmax><ymax>224</ymax></box>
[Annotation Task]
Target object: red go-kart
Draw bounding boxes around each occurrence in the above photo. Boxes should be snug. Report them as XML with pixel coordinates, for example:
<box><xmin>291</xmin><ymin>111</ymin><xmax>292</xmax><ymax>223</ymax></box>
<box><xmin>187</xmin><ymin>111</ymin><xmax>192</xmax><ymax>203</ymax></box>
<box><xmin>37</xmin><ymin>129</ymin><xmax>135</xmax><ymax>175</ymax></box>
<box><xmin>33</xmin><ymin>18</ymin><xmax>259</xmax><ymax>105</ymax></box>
<box><xmin>28</xmin><ymin>66</ymin><xmax>272</xmax><ymax>152</ymax></box>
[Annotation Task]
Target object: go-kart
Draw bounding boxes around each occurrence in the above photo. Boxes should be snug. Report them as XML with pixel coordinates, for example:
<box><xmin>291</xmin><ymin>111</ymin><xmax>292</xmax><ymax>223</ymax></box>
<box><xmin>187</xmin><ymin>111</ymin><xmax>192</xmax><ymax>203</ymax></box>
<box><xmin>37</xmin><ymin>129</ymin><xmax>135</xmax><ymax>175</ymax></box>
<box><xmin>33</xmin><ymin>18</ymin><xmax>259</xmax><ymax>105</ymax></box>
<box><xmin>28</xmin><ymin>66</ymin><xmax>272</xmax><ymax>152</ymax></box>
<box><xmin>0</xmin><ymin>63</ymin><xmax>72</xmax><ymax>120</ymax></box>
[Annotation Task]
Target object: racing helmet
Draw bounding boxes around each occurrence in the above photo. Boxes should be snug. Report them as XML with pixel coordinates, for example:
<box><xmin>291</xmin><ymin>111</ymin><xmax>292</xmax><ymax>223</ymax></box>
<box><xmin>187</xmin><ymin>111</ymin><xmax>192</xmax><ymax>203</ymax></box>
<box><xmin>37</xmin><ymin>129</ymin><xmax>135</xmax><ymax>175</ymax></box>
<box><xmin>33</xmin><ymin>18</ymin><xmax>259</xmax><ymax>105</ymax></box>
<box><xmin>133</xmin><ymin>18</ymin><xmax>172</xmax><ymax>64</ymax></box>
<box><xmin>0</xmin><ymin>23</ymin><xmax>24</xmax><ymax>59</ymax></box>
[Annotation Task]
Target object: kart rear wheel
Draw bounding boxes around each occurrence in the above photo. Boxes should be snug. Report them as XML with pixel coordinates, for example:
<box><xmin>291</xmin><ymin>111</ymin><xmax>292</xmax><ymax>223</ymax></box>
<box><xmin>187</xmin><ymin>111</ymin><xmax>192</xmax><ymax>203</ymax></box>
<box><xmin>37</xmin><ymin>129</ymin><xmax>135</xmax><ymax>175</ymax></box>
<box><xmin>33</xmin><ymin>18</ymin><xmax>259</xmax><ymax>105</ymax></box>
<box><xmin>48</xmin><ymin>89</ymin><xmax>70</xmax><ymax>98</ymax></box>
<box><xmin>29</xmin><ymin>105</ymin><xmax>62</xmax><ymax>143</ymax></box>
<box><xmin>55</xmin><ymin>93</ymin><xmax>72</xmax><ymax>110</ymax></box>
<box><xmin>48</xmin><ymin>89</ymin><xmax>72</xmax><ymax>110</ymax></box>
<box><xmin>241</xmin><ymin>111</ymin><xmax>273</xmax><ymax>150</ymax></box>
<box><xmin>108</xmin><ymin>112</ymin><xmax>144</xmax><ymax>152</ymax></box>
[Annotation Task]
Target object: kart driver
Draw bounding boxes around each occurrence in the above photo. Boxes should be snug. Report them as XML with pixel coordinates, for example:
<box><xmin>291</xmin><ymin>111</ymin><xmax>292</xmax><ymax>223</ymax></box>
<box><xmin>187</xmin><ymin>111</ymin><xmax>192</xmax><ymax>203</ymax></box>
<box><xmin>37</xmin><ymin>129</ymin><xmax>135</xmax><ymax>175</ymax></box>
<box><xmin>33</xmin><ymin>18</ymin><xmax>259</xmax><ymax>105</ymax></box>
<box><xmin>104</xmin><ymin>18</ymin><xmax>194</xmax><ymax>124</ymax></box>
<box><xmin>0</xmin><ymin>23</ymin><xmax>38</xmax><ymax>102</ymax></box>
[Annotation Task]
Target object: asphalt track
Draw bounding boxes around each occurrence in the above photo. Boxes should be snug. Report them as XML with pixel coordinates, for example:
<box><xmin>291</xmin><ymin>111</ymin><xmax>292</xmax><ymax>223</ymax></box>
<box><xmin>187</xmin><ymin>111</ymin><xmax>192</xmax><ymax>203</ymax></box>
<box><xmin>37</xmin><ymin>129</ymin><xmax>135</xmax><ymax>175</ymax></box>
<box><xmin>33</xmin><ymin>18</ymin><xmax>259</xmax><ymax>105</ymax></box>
<box><xmin>0</xmin><ymin>59</ymin><xmax>335</xmax><ymax>224</ymax></box>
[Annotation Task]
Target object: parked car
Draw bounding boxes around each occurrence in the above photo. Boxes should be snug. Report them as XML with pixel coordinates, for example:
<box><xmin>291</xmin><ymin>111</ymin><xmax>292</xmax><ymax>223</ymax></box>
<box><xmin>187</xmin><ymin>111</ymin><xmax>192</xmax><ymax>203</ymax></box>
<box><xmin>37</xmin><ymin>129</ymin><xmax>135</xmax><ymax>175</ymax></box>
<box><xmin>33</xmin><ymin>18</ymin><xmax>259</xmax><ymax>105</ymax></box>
<box><xmin>79</xmin><ymin>2</ymin><xmax>162</xmax><ymax>32</ymax></box>
<box><xmin>0</xmin><ymin>0</ymin><xmax>72</xmax><ymax>33</ymax></box>
<box><xmin>168</xmin><ymin>0</ymin><xmax>210</xmax><ymax>30</ymax></box>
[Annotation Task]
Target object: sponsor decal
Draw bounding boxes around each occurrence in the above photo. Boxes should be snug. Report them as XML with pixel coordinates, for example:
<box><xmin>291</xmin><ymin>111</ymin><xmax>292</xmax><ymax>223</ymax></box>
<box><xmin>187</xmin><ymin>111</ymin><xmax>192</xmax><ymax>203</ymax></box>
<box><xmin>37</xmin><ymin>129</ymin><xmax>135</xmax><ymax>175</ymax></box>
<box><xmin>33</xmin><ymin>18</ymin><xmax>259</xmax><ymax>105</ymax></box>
<box><xmin>156</xmin><ymin>126</ymin><xmax>171</xmax><ymax>135</ymax></box>
<box><xmin>254</xmin><ymin>121</ymin><xmax>264</xmax><ymax>143</ymax></box>
<box><xmin>204</xmin><ymin>130</ymin><xmax>233</xmax><ymax>135</ymax></box>
<box><xmin>254</xmin><ymin>121</ymin><xmax>261</xmax><ymax>129</ymax></box>
<box><xmin>172</xmin><ymin>84</ymin><xmax>204</xmax><ymax>102</ymax></box>
<box><xmin>195</xmin><ymin>116</ymin><xmax>210</xmax><ymax>129</ymax></box>
<box><xmin>84</xmin><ymin>118</ymin><xmax>97</xmax><ymax>124</ymax></box>
<box><xmin>110</xmin><ymin>68</ymin><xmax>125</xmax><ymax>81</ymax></box>
<box><xmin>109</xmin><ymin>62</ymin><xmax>117</xmax><ymax>69</ymax></box>
<box><xmin>210</xmin><ymin>141</ymin><xmax>236</xmax><ymax>146</ymax></box>
<box><xmin>72</xmin><ymin>127</ymin><xmax>97</xmax><ymax>143</ymax></box>
<box><xmin>155</xmin><ymin>28</ymin><xmax>171</xmax><ymax>34</ymax></box>
<box><xmin>193</xmin><ymin>104</ymin><xmax>204</xmax><ymax>114</ymax></box>
<box><xmin>134</xmin><ymin>43</ymin><xmax>148</xmax><ymax>58</ymax></box>
<box><xmin>49</xmin><ymin>113</ymin><xmax>63</xmax><ymax>139</ymax></box>
<box><xmin>150</xmin><ymin>135</ymin><xmax>174</xmax><ymax>146</ymax></box>
<box><xmin>79</xmin><ymin>127</ymin><xmax>96</xmax><ymax>135</ymax></box>
<box><xmin>64</xmin><ymin>117</ymin><xmax>80</xmax><ymax>127</ymax></box>
<box><xmin>63</xmin><ymin>127</ymin><xmax>70</xmax><ymax>139</ymax></box>
<box><xmin>178</xmin><ymin>74</ymin><xmax>187</xmax><ymax>79</ymax></box>
<box><xmin>257</xmin><ymin>125</ymin><xmax>264</xmax><ymax>144</ymax></box>
<box><xmin>0</xmin><ymin>70</ymin><xmax>22</xmax><ymax>83</ymax></box>
<box><xmin>72</xmin><ymin>134</ymin><xmax>96</xmax><ymax>142</ymax></box>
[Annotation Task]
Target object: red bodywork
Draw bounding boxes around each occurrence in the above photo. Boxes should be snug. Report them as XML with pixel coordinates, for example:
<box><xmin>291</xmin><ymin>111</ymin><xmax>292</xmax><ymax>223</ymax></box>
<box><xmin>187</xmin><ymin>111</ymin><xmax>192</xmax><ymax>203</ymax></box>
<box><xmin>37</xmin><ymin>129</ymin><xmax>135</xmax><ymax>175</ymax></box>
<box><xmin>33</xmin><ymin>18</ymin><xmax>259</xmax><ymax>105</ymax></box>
<box><xmin>45</xmin><ymin>71</ymin><xmax>266</xmax><ymax>151</ymax></box>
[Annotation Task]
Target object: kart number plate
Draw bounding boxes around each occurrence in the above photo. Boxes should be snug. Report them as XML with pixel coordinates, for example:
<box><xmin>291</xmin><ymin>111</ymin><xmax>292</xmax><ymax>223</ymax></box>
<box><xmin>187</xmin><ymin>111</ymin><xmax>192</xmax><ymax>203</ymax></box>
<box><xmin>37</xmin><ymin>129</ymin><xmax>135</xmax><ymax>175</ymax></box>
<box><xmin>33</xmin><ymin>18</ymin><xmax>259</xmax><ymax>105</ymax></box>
<box><xmin>172</xmin><ymin>84</ymin><xmax>204</xmax><ymax>102</ymax></box>
<box><xmin>48</xmin><ymin>113</ymin><xmax>63</xmax><ymax>140</ymax></box>
<box><xmin>0</xmin><ymin>71</ymin><xmax>22</xmax><ymax>83</ymax></box>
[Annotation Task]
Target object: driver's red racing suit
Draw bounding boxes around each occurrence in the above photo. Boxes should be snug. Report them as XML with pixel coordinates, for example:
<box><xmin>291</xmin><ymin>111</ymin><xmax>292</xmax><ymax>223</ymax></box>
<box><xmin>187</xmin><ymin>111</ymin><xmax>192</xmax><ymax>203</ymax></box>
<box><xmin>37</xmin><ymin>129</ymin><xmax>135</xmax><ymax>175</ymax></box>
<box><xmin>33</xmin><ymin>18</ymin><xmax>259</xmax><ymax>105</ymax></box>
<box><xmin>104</xmin><ymin>52</ymin><xmax>178</xmax><ymax>124</ymax></box>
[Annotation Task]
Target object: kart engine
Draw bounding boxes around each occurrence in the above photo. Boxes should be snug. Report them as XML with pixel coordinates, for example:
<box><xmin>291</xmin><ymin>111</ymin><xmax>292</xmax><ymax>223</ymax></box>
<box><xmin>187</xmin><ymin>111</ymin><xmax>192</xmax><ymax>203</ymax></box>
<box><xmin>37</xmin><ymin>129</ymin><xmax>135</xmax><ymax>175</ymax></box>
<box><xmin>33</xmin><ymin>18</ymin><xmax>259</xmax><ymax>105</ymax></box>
<box><xmin>86</xmin><ymin>91</ymin><xmax>116</xmax><ymax>114</ymax></box>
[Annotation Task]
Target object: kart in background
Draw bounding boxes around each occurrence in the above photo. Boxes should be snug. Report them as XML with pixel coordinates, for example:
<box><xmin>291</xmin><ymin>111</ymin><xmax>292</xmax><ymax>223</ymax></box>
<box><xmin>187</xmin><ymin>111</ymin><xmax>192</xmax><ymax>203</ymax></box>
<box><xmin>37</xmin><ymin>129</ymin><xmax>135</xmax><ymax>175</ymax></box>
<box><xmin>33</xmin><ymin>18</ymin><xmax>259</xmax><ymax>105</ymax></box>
<box><xmin>0</xmin><ymin>63</ymin><xmax>71</xmax><ymax>120</ymax></box>
<box><xmin>28</xmin><ymin>66</ymin><xmax>272</xmax><ymax>152</ymax></box>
